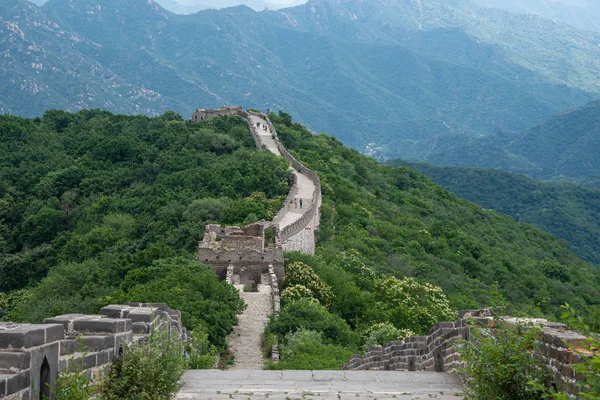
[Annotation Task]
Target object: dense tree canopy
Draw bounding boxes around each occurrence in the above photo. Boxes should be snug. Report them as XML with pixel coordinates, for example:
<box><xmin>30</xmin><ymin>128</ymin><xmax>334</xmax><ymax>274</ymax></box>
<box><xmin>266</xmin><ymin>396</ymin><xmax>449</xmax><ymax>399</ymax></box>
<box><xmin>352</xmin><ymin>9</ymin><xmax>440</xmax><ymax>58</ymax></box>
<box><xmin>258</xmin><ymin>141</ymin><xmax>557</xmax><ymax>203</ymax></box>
<box><xmin>0</xmin><ymin>110</ymin><xmax>289</xmax><ymax>349</ymax></box>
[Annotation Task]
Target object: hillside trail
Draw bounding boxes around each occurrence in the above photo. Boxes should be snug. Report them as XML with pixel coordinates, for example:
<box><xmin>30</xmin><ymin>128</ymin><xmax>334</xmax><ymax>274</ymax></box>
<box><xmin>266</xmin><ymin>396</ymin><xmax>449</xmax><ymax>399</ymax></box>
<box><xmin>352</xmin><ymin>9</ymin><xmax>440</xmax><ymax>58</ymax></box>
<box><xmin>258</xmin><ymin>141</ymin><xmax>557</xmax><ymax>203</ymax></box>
<box><xmin>248</xmin><ymin>114</ymin><xmax>316</xmax><ymax>231</ymax></box>
<box><xmin>227</xmin><ymin>274</ymin><xmax>272</xmax><ymax>370</ymax></box>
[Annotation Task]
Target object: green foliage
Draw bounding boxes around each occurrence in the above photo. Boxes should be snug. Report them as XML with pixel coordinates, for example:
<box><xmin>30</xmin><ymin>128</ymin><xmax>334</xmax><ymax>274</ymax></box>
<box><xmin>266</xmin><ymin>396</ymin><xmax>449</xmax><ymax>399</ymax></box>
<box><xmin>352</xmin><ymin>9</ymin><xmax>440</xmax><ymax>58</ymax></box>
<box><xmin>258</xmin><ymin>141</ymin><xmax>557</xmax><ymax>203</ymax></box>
<box><xmin>267</xmin><ymin>329</ymin><xmax>354</xmax><ymax>370</ymax></box>
<box><xmin>117</xmin><ymin>257</ymin><xmax>245</xmax><ymax>349</ymax></box>
<box><xmin>457</xmin><ymin>319</ymin><xmax>546</xmax><ymax>400</ymax></box>
<box><xmin>266</xmin><ymin>299</ymin><xmax>359</xmax><ymax>349</ymax></box>
<box><xmin>185</xmin><ymin>329</ymin><xmax>217</xmax><ymax>369</ymax></box>
<box><xmin>0</xmin><ymin>112</ymin><xmax>284</xmax><ymax>352</ymax></box>
<box><xmin>362</xmin><ymin>322</ymin><xmax>414</xmax><ymax>350</ymax></box>
<box><xmin>271</xmin><ymin>113</ymin><xmax>600</xmax><ymax>322</ymax></box>
<box><xmin>281</xmin><ymin>284</ymin><xmax>318</xmax><ymax>307</ymax></box>
<box><xmin>48</xmin><ymin>346</ymin><xmax>97</xmax><ymax>400</ymax></box>
<box><xmin>101</xmin><ymin>330</ymin><xmax>186</xmax><ymax>400</ymax></box>
<box><xmin>393</xmin><ymin>158</ymin><xmax>600</xmax><ymax>265</ymax></box>
<box><xmin>283</xmin><ymin>261</ymin><xmax>333</xmax><ymax>308</ymax></box>
<box><xmin>373</xmin><ymin>277</ymin><xmax>456</xmax><ymax>335</ymax></box>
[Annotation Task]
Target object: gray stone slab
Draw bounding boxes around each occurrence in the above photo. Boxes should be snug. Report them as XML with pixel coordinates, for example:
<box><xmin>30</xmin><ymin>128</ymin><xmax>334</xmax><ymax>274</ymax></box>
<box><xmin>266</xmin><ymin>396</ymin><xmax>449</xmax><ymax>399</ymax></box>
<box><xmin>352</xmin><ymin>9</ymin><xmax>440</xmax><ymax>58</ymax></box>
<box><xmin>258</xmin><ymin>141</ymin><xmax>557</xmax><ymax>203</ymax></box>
<box><xmin>0</xmin><ymin>351</ymin><xmax>29</xmax><ymax>370</ymax></box>
<box><xmin>0</xmin><ymin>325</ymin><xmax>45</xmax><ymax>350</ymax></box>
<box><xmin>311</xmin><ymin>370</ymin><xmax>346</xmax><ymax>381</ymax></box>
<box><xmin>280</xmin><ymin>369</ymin><xmax>314</xmax><ymax>381</ymax></box>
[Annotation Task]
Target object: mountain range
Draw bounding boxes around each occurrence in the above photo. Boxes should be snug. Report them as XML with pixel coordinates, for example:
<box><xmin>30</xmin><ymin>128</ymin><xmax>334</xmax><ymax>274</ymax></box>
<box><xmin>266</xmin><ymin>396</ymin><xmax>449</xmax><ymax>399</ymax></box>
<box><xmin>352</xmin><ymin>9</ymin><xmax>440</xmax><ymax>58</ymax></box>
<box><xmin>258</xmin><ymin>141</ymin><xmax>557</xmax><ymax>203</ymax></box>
<box><xmin>399</xmin><ymin>100</ymin><xmax>600</xmax><ymax>183</ymax></box>
<box><xmin>2</xmin><ymin>0</ymin><xmax>600</xmax><ymax>175</ymax></box>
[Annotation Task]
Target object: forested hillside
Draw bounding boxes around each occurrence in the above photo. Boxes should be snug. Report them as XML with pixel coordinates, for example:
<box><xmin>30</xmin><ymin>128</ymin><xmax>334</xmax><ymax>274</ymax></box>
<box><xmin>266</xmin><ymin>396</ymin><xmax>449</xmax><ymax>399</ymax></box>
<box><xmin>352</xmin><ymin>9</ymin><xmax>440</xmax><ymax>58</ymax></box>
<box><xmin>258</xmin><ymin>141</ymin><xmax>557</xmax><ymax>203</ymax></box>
<box><xmin>2</xmin><ymin>0</ymin><xmax>600</xmax><ymax>161</ymax></box>
<box><xmin>0</xmin><ymin>110</ymin><xmax>290</xmax><ymax>349</ymax></box>
<box><xmin>268</xmin><ymin>113</ymin><xmax>599</xmax><ymax>318</ymax></box>
<box><xmin>1</xmin><ymin>111</ymin><xmax>599</xmax><ymax>358</ymax></box>
<box><xmin>391</xmin><ymin>160</ymin><xmax>600</xmax><ymax>266</ymax></box>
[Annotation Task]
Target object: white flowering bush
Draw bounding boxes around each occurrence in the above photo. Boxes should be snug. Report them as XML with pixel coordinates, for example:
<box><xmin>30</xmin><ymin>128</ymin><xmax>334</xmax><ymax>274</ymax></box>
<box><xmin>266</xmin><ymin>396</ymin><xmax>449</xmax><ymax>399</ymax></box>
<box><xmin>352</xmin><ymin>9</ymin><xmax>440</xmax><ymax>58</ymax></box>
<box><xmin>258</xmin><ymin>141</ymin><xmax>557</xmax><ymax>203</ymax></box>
<box><xmin>374</xmin><ymin>277</ymin><xmax>456</xmax><ymax>334</ymax></box>
<box><xmin>281</xmin><ymin>284</ymin><xmax>318</xmax><ymax>307</ymax></box>
<box><xmin>284</xmin><ymin>261</ymin><xmax>333</xmax><ymax>308</ymax></box>
<box><xmin>362</xmin><ymin>322</ymin><xmax>414</xmax><ymax>350</ymax></box>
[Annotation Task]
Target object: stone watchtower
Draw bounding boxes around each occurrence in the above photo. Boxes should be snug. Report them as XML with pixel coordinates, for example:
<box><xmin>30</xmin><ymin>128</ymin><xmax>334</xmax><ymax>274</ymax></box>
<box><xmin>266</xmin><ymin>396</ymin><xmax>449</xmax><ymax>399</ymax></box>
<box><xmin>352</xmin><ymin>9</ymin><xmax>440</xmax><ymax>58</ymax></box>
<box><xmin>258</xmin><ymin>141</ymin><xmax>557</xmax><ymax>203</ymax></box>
<box><xmin>198</xmin><ymin>223</ymin><xmax>285</xmax><ymax>290</ymax></box>
<box><xmin>191</xmin><ymin>106</ymin><xmax>243</xmax><ymax>122</ymax></box>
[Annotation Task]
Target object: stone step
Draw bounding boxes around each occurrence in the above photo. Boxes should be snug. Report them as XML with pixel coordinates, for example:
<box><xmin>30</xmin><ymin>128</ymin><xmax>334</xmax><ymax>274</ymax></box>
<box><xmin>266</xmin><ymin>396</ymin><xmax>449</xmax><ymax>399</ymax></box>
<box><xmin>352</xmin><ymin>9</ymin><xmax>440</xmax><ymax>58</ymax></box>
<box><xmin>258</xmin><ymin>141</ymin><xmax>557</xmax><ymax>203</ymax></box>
<box><xmin>177</xmin><ymin>370</ymin><xmax>463</xmax><ymax>399</ymax></box>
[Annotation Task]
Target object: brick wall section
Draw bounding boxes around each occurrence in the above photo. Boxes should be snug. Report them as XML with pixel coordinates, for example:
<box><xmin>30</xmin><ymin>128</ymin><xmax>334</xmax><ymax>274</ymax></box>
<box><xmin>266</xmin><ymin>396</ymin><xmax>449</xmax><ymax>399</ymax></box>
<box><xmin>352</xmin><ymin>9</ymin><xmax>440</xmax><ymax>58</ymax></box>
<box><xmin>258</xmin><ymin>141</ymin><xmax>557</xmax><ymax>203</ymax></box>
<box><xmin>342</xmin><ymin>309</ymin><xmax>590</xmax><ymax>395</ymax></box>
<box><xmin>0</xmin><ymin>303</ymin><xmax>185</xmax><ymax>400</ymax></box>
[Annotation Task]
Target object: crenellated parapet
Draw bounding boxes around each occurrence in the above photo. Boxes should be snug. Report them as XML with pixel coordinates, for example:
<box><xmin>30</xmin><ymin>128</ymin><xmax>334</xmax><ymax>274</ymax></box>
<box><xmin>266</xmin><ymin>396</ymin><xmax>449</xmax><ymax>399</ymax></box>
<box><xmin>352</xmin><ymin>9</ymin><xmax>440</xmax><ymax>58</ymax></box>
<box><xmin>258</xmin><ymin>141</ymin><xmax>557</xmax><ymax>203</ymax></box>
<box><xmin>0</xmin><ymin>303</ymin><xmax>186</xmax><ymax>400</ymax></box>
<box><xmin>342</xmin><ymin>308</ymin><xmax>590</xmax><ymax>396</ymax></box>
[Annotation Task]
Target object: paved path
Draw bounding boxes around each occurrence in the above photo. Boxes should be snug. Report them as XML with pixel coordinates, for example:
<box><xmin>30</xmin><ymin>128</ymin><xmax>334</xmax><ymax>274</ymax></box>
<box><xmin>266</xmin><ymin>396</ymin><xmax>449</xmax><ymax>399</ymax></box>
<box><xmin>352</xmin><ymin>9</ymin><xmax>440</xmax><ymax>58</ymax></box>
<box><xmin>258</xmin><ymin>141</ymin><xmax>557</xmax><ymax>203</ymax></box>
<box><xmin>248</xmin><ymin>114</ymin><xmax>280</xmax><ymax>156</ymax></box>
<box><xmin>278</xmin><ymin>171</ymin><xmax>316</xmax><ymax>229</ymax></box>
<box><xmin>177</xmin><ymin>370</ymin><xmax>464</xmax><ymax>399</ymax></box>
<box><xmin>226</xmin><ymin>275</ymin><xmax>272</xmax><ymax>370</ymax></box>
<box><xmin>249</xmin><ymin>114</ymin><xmax>316</xmax><ymax>232</ymax></box>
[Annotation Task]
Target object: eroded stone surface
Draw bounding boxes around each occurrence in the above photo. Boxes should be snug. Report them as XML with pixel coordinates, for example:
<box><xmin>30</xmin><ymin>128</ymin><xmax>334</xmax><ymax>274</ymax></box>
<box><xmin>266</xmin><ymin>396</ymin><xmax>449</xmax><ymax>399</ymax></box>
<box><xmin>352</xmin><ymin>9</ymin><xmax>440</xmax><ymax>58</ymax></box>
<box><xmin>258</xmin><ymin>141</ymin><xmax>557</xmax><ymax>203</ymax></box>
<box><xmin>227</xmin><ymin>277</ymin><xmax>272</xmax><ymax>370</ymax></box>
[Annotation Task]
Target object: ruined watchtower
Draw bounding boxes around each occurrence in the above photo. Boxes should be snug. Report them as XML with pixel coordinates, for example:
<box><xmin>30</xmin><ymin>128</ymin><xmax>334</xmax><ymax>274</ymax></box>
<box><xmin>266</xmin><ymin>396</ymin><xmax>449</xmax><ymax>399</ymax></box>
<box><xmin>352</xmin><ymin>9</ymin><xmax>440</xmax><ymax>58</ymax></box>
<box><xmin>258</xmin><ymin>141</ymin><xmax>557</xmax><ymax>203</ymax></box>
<box><xmin>198</xmin><ymin>223</ymin><xmax>285</xmax><ymax>289</ymax></box>
<box><xmin>191</xmin><ymin>106</ymin><xmax>243</xmax><ymax>122</ymax></box>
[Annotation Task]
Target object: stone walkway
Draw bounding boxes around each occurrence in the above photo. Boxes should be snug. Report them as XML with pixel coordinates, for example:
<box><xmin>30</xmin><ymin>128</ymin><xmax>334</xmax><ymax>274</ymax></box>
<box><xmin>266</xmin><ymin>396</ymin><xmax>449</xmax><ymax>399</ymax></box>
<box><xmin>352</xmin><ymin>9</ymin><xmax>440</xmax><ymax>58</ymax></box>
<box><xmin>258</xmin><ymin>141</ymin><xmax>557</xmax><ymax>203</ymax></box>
<box><xmin>248</xmin><ymin>114</ymin><xmax>280</xmax><ymax>156</ymax></box>
<box><xmin>177</xmin><ymin>370</ymin><xmax>464</xmax><ymax>399</ymax></box>
<box><xmin>278</xmin><ymin>171</ymin><xmax>316</xmax><ymax>229</ymax></box>
<box><xmin>226</xmin><ymin>275</ymin><xmax>272</xmax><ymax>370</ymax></box>
<box><xmin>250</xmin><ymin>114</ymin><xmax>316</xmax><ymax>232</ymax></box>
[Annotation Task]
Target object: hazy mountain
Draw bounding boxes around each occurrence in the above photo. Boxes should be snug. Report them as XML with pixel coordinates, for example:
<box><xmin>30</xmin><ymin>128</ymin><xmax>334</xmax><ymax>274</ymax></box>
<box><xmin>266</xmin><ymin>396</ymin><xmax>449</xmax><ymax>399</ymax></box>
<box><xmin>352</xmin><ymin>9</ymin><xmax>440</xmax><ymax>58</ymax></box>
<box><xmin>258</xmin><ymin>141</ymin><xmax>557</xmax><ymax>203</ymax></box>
<box><xmin>28</xmin><ymin>0</ymin><xmax>307</xmax><ymax>12</ymax></box>
<box><xmin>401</xmin><ymin>100</ymin><xmax>600</xmax><ymax>181</ymax></box>
<box><xmin>3</xmin><ymin>0</ymin><xmax>600</xmax><ymax>165</ymax></box>
<box><xmin>471</xmin><ymin>0</ymin><xmax>600</xmax><ymax>32</ymax></box>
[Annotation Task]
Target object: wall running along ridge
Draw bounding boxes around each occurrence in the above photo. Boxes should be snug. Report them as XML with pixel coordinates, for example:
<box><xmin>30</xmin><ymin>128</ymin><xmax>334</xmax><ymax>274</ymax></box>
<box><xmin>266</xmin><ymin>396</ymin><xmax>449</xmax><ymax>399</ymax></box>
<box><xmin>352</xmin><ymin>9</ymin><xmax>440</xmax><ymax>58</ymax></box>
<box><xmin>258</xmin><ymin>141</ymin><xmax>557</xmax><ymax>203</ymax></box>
<box><xmin>0</xmin><ymin>303</ymin><xmax>186</xmax><ymax>399</ymax></box>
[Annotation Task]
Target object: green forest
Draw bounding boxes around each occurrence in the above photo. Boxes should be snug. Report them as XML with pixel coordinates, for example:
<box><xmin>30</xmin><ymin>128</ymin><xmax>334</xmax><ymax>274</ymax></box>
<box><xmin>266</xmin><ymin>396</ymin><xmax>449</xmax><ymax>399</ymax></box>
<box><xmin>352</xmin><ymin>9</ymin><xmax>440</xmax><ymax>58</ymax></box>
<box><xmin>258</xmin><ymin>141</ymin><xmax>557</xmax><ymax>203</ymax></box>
<box><xmin>0</xmin><ymin>110</ymin><xmax>290</xmax><ymax>349</ymax></box>
<box><xmin>1</xmin><ymin>110</ymin><xmax>599</xmax><ymax>365</ymax></box>
<box><xmin>391</xmin><ymin>160</ymin><xmax>600</xmax><ymax>266</ymax></box>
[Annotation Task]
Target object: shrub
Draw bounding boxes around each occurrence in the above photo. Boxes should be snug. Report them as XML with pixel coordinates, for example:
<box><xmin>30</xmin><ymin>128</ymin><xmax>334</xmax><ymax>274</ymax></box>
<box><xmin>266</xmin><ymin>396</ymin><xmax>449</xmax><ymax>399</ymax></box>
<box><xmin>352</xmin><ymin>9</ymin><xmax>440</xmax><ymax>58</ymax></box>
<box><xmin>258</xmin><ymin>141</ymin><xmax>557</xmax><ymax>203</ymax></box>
<box><xmin>373</xmin><ymin>276</ymin><xmax>456</xmax><ymax>334</ymax></box>
<box><xmin>457</xmin><ymin>318</ymin><xmax>545</xmax><ymax>400</ymax></box>
<box><xmin>281</xmin><ymin>284</ymin><xmax>318</xmax><ymax>307</ymax></box>
<box><xmin>101</xmin><ymin>330</ymin><xmax>186</xmax><ymax>400</ymax></box>
<box><xmin>283</xmin><ymin>261</ymin><xmax>333</xmax><ymax>308</ymax></box>
<box><xmin>267</xmin><ymin>299</ymin><xmax>358</xmax><ymax>348</ymax></box>
<box><xmin>362</xmin><ymin>322</ymin><xmax>414</xmax><ymax>350</ymax></box>
<box><xmin>185</xmin><ymin>329</ymin><xmax>217</xmax><ymax>369</ymax></box>
<box><xmin>267</xmin><ymin>329</ymin><xmax>354</xmax><ymax>370</ymax></box>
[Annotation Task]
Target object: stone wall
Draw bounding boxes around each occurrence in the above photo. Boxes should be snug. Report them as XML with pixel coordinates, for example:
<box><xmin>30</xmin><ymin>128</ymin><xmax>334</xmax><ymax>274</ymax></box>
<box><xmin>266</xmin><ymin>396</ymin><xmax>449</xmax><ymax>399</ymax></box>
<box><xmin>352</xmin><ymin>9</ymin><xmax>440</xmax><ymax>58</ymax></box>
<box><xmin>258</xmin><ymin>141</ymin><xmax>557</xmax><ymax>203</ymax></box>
<box><xmin>191</xmin><ymin>106</ymin><xmax>243</xmax><ymax>122</ymax></box>
<box><xmin>198</xmin><ymin>223</ymin><xmax>285</xmax><ymax>288</ymax></box>
<box><xmin>263</xmin><ymin>114</ymin><xmax>322</xmax><ymax>251</ymax></box>
<box><xmin>0</xmin><ymin>303</ymin><xmax>185</xmax><ymax>400</ymax></box>
<box><xmin>342</xmin><ymin>309</ymin><xmax>590</xmax><ymax>396</ymax></box>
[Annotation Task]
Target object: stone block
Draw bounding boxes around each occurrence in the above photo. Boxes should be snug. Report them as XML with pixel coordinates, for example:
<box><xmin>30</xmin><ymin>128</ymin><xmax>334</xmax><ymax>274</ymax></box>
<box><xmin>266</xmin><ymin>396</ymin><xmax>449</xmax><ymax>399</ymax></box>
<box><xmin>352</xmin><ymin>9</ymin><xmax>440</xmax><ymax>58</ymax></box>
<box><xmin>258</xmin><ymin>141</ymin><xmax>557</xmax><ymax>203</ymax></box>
<box><xmin>0</xmin><ymin>378</ymin><xmax>5</xmax><ymax>397</ymax></box>
<box><xmin>45</xmin><ymin>324</ymin><xmax>65</xmax><ymax>343</ymax></box>
<box><xmin>0</xmin><ymin>326</ymin><xmax>46</xmax><ymax>350</ymax></box>
<box><xmin>132</xmin><ymin>322</ymin><xmax>150</xmax><ymax>334</ymax></box>
<box><xmin>43</xmin><ymin>314</ymin><xmax>89</xmax><ymax>331</ymax></box>
<box><xmin>0</xmin><ymin>351</ymin><xmax>30</xmax><ymax>371</ymax></box>
<box><xmin>73</xmin><ymin>318</ymin><xmax>128</xmax><ymax>334</ymax></box>
<box><xmin>4</xmin><ymin>370</ymin><xmax>30</xmax><ymax>396</ymax></box>
<box><xmin>80</xmin><ymin>336</ymin><xmax>115</xmax><ymax>352</ymax></box>
<box><xmin>100</xmin><ymin>305</ymin><xmax>130</xmax><ymax>319</ymax></box>
<box><xmin>127</xmin><ymin>308</ymin><xmax>155</xmax><ymax>323</ymax></box>
<box><xmin>60</xmin><ymin>339</ymin><xmax>78</xmax><ymax>356</ymax></box>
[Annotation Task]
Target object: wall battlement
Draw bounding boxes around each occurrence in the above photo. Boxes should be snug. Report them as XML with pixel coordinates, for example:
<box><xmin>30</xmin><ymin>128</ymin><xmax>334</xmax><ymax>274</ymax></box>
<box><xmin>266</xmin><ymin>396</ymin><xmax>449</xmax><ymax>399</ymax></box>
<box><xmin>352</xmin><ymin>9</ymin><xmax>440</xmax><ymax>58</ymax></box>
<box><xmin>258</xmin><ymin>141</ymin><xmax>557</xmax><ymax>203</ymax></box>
<box><xmin>342</xmin><ymin>309</ymin><xmax>589</xmax><ymax>395</ymax></box>
<box><xmin>0</xmin><ymin>303</ymin><xmax>185</xmax><ymax>400</ymax></box>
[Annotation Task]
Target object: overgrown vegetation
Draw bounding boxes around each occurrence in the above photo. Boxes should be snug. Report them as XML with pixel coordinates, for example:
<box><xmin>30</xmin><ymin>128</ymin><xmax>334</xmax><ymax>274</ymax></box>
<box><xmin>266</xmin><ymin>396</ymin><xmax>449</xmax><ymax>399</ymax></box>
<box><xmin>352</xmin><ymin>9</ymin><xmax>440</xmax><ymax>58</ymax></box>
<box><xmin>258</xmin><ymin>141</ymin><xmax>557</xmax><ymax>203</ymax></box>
<box><xmin>392</xmin><ymin>160</ymin><xmax>600</xmax><ymax>265</ymax></box>
<box><xmin>0</xmin><ymin>110</ymin><xmax>290</xmax><ymax>350</ymax></box>
<box><xmin>271</xmin><ymin>111</ymin><xmax>600</xmax><ymax>320</ymax></box>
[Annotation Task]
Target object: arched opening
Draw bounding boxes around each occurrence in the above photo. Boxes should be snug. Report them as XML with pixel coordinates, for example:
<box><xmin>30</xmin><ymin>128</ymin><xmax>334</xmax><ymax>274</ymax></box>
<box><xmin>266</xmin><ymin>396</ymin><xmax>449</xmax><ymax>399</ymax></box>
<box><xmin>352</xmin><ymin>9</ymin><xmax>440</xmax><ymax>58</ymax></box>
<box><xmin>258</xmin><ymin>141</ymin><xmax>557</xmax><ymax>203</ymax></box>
<box><xmin>40</xmin><ymin>356</ymin><xmax>51</xmax><ymax>400</ymax></box>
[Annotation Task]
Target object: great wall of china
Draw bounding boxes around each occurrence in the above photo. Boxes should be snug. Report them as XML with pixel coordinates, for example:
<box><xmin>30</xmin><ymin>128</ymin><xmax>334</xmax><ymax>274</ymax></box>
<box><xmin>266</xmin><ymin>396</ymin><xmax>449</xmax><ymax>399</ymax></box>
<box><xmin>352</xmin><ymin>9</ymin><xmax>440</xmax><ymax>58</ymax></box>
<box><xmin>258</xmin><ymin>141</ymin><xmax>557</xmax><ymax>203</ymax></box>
<box><xmin>0</xmin><ymin>107</ymin><xmax>592</xmax><ymax>399</ymax></box>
